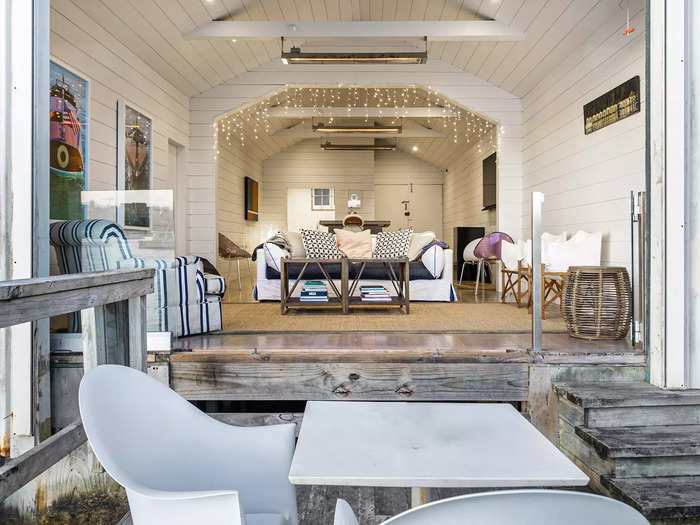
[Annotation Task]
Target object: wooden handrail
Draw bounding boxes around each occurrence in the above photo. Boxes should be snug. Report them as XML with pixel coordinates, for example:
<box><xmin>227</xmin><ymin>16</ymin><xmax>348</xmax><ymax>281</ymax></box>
<box><xmin>0</xmin><ymin>268</ymin><xmax>155</xmax><ymax>501</ymax></box>
<box><xmin>0</xmin><ymin>269</ymin><xmax>154</xmax><ymax>328</ymax></box>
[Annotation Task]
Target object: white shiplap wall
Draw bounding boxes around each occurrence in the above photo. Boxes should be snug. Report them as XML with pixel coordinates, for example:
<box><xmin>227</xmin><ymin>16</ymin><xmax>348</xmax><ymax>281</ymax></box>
<box><xmin>51</xmin><ymin>0</ymin><xmax>189</xmax><ymax>197</ymax></box>
<box><xmin>374</xmin><ymin>150</ymin><xmax>442</xmax><ymax>186</ymax></box>
<box><xmin>443</xmin><ymin>132</ymin><xmax>498</xmax><ymax>258</ymax></box>
<box><xmin>520</xmin><ymin>8</ymin><xmax>645</xmax><ymax>269</ymax></box>
<box><xmin>261</xmin><ymin>139</ymin><xmax>375</xmax><ymax>234</ymax></box>
<box><xmin>189</xmin><ymin>60</ymin><xmax>523</xmax><ymax>263</ymax></box>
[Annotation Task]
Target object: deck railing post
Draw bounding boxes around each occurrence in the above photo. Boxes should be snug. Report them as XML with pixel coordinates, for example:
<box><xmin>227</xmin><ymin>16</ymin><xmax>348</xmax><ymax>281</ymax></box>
<box><xmin>127</xmin><ymin>295</ymin><xmax>148</xmax><ymax>372</ymax></box>
<box><xmin>531</xmin><ymin>192</ymin><xmax>544</xmax><ymax>353</ymax></box>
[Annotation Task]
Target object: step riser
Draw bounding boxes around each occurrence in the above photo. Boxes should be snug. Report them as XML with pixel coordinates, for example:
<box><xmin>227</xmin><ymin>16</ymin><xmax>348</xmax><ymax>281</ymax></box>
<box><xmin>615</xmin><ymin>456</ymin><xmax>700</xmax><ymax>478</ymax></box>
<box><xmin>587</xmin><ymin>405</ymin><xmax>700</xmax><ymax>428</ymax></box>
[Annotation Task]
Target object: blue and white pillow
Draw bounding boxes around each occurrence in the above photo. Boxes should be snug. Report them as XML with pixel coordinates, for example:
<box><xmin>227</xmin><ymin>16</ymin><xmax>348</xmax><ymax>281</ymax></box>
<box><xmin>421</xmin><ymin>244</ymin><xmax>445</xmax><ymax>279</ymax></box>
<box><xmin>300</xmin><ymin>229</ymin><xmax>342</xmax><ymax>259</ymax></box>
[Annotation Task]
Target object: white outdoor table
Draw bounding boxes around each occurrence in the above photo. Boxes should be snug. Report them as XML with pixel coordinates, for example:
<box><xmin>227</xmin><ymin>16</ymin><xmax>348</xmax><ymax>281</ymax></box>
<box><xmin>288</xmin><ymin>401</ymin><xmax>589</xmax><ymax>507</ymax></box>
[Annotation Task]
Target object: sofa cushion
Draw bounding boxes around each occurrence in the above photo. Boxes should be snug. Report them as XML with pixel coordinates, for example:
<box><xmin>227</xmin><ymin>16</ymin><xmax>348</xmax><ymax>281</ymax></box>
<box><xmin>301</xmin><ymin>229</ymin><xmax>342</xmax><ymax>258</ymax></box>
<box><xmin>373</xmin><ymin>229</ymin><xmax>413</xmax><ymax>259</ymax></box>
<box><xmin>263</xmin><ymin>243</ymin><xmax>289</xmax><ymax>272</ymax></box>
<box><xmin>336</xmin><ymin>228</ymin><xmax>372</xmax><ymax>258</ymax></box>
<box><xmin>286</xmin><ymin>231</ymin><xmax>306</xmax><ymax>258</ymax></box>
<box><xmin>407</xmin><ymin>231</ymin><xmax>436</xmax><ymax>261</ymax></box>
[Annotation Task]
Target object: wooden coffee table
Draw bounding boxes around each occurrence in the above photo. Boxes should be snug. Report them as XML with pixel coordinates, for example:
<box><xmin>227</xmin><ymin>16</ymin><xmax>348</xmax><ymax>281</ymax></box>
<box><xmin>280</xmin><ymin>257</ymin><xmax>410</xmax><ymax>314</ymax></box>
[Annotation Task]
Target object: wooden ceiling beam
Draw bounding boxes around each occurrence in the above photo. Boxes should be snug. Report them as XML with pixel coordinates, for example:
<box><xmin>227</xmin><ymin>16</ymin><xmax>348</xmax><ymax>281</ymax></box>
<box><xmin>184</xmin><ymin>21</ymin><xmax>525</xmax><ymax>42</ymax></box>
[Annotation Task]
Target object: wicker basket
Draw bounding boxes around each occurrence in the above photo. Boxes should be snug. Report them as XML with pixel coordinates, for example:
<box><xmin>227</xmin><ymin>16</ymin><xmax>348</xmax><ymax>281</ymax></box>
<box><xmin>562</xmin><ymin>266</ymin><xmax>632</xmax><ymax>340</ymax></box>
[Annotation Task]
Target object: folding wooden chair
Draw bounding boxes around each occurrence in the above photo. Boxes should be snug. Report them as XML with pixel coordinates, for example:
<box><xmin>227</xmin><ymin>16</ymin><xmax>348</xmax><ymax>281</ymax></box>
<box><xmin>501</xmin><ymin>260</ymin><xmax>530</xmax><ymax>307</ymax></box>
<box><xmin>527</xmin><ymin>264</ymin><xmax>568</xmax><ymax>319</ymax></box>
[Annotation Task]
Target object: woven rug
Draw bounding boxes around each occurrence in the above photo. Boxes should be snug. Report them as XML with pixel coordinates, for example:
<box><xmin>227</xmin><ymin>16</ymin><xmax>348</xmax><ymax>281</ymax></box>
<box><xmin>221</xmin><ymin>302</ymin><xmax>567</xmax><ymax>333</ymax></box>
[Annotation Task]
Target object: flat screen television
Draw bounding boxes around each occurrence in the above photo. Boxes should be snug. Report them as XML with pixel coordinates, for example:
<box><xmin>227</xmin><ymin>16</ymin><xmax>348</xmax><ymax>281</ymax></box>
<box><xmin>482</xmin><ymin>152</ymin><xmax>497</xmax><ymax>211</ymax></box>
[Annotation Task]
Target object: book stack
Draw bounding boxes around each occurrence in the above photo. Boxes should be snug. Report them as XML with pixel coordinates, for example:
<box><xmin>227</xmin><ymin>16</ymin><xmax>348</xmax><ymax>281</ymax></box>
<box><xmin>300</xmin><ymin>281</ymin><xmax>329</xmax><ymax>302</ymax></box>
<box><xmin>360</xmin><ymin>285</ymin><xmax>392</xmax><ymax>302</ymax></box>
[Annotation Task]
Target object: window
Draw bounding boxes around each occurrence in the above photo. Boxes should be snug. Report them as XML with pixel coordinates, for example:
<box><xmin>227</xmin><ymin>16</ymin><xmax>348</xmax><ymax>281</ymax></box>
<box><xmin>312</xmin><ymin>188</ymin><xmax>334</xmax><ymax>210</ymax></box>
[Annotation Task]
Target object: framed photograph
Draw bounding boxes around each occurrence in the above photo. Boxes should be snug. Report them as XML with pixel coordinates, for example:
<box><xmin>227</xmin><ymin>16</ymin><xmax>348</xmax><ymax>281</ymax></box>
<box><xmin>117</xmin><ymin>100</ymin><xmax>152</xmax><ymax>228</ymax></box>
<box><xmin>49</xmin><ymin>60</ymin><xmax>89</xmax><ymax>220</ymax></box>
<box><xmin>245</xmin><ymin>176</ymin><xmax>259</xmax><ymax>221</ymax></box>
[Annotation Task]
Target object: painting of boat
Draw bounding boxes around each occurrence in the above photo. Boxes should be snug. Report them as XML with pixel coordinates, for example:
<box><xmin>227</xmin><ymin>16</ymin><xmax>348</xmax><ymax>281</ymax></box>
<box><xmin>123</xmin><ymin>105</ymin><xmax>152</xmax><ymax>228</ymax></box>
<box><xmin>49</xmin><ymin>62</ymin><xmax>88</xmax><ymax>220</ymax></box>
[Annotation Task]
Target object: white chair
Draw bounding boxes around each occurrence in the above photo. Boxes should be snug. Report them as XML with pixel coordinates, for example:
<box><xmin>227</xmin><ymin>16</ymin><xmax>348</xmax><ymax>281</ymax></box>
<box><xmin>335</xmin><ymin>490</ymin><xmax>649</xmax><ymax>525</ymax></box>
<box><xmin>334</xmin><ymin>499</ymin><xmax>360</xmax><ymax>525</ymax></box>
<box><xmin>79</xmin><ymin>365</ymin><xmax>298</xmax><ymax>525</ymax></box>
<box><xmin>458</xmin><ymin>237</ymin><xmax>482</xmax><ymax>285</ymax></box>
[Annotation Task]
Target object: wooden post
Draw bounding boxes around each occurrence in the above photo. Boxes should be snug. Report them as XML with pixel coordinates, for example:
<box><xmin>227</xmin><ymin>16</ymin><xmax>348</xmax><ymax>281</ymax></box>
<box><xmin>127</xmin><ymin>295</ymin><xmax>147</xmax><ymax>373</ymax></box>
<box><xmin>81</xmin><ymin>307</ymin><xmax>106</xmax><ymax>374</ymax></box>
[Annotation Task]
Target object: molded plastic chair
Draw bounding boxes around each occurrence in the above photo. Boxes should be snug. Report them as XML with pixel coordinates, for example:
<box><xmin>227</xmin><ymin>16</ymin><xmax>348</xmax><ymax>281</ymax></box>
<box><xmin>79</xmin><ymin>365</ymin><xmax>298</xmax><ymax>525</ymax></box>
<box><xmin>334</xmin><ymin>490</ymin><xmax>649</xmax><ymax>525</ymax></box>
<box><xmin>334</xmin><ymin>499</ymin><xmax>360</xmax><ymax>525</ymax></box>
<box><xmin>473</xmin><ymin>232</ymin><xmax>514</xmax><ymax>296</ymax></box>
<box><xmin>458</xmin><ymin>237</ymin><xmax>482</xmax><ymax>285</ymax></box>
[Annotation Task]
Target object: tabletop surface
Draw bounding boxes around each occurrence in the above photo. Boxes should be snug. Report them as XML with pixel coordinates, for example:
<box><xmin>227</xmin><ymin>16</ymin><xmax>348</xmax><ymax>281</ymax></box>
<box><xmin>289</xmin><ymin>401</ymin><xmax>589</xmax><ymax>488</ymax></box>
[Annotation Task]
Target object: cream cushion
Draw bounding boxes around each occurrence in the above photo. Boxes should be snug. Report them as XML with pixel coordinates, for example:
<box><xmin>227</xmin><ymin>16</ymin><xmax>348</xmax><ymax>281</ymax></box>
<box><xmin>407</xmin><ymin>231</ymin><xmax>436</xmax><ymax>261</ymax></box>
<box><xmin>286</xmin><ymin>231</ymin><xmax>306</xmax><ymax>258</ymax></box>
<box><xmin>335</xmin><ymin>228</ymin><xmax>372</xmax><ymax>258</ymax></box>
<box><xmin>500</xmin><ymin>240</ymin><xmax>522</xmax><ymax>271</ymax></box>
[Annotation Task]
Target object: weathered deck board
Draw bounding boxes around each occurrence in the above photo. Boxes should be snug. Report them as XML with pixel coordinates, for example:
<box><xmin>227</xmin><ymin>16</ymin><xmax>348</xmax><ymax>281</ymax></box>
<box><xmin>170</xmin><ymin>362</ymin><xmax>529</xmax><ymax>401</ymax></box>
<box><xmin>554</xmin><ymin>382</ymin><xmax>700</xmax><ymax>408</ymax></box>
<box><xmin>576</xmin><ymin>425</ymin><xmax>700</xmax><ymax>459</ymax></box>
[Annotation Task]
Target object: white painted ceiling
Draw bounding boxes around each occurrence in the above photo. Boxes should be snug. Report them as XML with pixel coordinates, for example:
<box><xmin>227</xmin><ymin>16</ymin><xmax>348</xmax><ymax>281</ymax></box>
<box><xmin>66</xmin><ymin>0</ymin><xmax>644</xmax><ymax>99</ymax></box>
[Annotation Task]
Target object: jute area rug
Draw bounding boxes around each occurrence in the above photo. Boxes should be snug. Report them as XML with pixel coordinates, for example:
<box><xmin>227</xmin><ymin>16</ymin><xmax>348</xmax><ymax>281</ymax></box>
<box><xmin>221</xmin><ymin>302</ymin><xmax>567</xmax><ymax>333</ymax></box>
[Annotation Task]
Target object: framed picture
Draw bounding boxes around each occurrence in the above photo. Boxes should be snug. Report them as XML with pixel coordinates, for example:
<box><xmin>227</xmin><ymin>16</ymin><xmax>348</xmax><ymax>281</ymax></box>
<box><xmin>49</xmin><ymin>60</ymin><xmax>89</xmax><ymax>220</ymax></box>
<box><xmin>245</xmin><ymin>176</ymin><xmax>259</xmax><ymax>221</ymax></box>
<box><xmin>117</xmin><ymin>100</ymin><xmax>152</xmax><ymax>228</ymax></box>
<box><xmin>583</xmin><ymin>76</ymin><xmax>640</xmax><ymax>135</ymax></box>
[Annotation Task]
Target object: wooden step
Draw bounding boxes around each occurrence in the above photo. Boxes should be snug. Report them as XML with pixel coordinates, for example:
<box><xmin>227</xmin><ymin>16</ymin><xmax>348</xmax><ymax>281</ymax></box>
<box><xmin>555</xmin><ymin>382</ymin><xmax>700</xmax><ymax>428</ymax></box>
<box><xmin>601</xmin><ymin>476</ymin><xmax>700</xmax><ymax>521</ymax></box>
<box><xmin>555</xmin><ymin>382</ymin><xmax>700</xmax><ymax>408</ymax></box>
<box><xmin>576</xmin><ymin>425</ymin><xmax>700</xmax><ymax>459</ymax></box>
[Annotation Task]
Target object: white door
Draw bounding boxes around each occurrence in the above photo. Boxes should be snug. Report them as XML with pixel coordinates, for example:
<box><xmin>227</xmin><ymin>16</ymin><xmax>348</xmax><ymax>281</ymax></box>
<box><xmin>375</xmin><ymin>184</ymin><xmax>443</xmax><ymax>237</ymax></box>
<box><xmin>375</xmin><ymin>184</ymin><xmax>411</xmax><ymax>231</ymax></box>
<box><xmin>410</xmin><ymin>184</ymin><xmax>444</xmax><ymax>239</ymax></box>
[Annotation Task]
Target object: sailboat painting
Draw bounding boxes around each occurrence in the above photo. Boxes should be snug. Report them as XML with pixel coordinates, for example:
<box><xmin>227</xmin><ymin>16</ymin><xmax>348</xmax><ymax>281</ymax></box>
<box><xmin>124</xmin><ymin>104</ymin><xmax>152</xmax><ymax>228</ymax></box>
<box><xmin>49</xmin><ymin>61</ymin><xmax>88</xmax><ymax>220</ymax></box>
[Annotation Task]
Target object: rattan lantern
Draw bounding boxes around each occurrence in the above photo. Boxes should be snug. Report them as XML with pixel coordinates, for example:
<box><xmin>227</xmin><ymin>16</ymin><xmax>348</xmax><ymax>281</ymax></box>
<box><xmin>562</xmin><ymin>266</ymin><xmax>632</xmax><ymax>340</ymax></box>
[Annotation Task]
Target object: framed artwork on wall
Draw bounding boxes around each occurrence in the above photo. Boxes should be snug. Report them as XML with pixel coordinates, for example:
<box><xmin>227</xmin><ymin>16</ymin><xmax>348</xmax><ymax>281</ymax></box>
<box><xmin>117</xmin><ymin>100</ymin><xmax>153</xmax><ymax>228</ymax></box>
<box><xmin>245</xmin><ymin>176</ymin><xmax>259</xmax><ymax>221</ymax></box>
<box><xmin>49</xmin><ymin>60</ymin><xmax>89</xmax><ymax>220</ymax></box>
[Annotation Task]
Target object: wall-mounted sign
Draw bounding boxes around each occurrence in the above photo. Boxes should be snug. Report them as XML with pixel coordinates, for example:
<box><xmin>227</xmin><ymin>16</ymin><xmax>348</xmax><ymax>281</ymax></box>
<box><xmin>584</xmin><ymin>76</ymin><xmax>640</xmax><ymax>135</ymax></box>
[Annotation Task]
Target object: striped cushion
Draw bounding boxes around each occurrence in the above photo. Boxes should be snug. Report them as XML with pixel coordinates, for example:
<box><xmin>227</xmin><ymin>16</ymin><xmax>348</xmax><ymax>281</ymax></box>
<box><xmin>204</xmin><ymin>274</ymin><xmax>226</xmax><ymax>295</ymax></box>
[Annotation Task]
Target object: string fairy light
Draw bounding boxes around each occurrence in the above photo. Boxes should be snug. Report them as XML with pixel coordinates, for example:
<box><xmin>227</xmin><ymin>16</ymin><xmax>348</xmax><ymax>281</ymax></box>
<box><xmin>214</xmin><ymin>86</ymin><xmax>498</xmax><ymax>154</ymax></box>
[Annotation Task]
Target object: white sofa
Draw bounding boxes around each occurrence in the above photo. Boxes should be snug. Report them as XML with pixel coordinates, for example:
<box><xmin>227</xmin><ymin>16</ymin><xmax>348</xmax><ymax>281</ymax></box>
<box><xmin>253</xmin><ymin>247</ymin><xmax>457</xmax><ymax>302</ymax></box>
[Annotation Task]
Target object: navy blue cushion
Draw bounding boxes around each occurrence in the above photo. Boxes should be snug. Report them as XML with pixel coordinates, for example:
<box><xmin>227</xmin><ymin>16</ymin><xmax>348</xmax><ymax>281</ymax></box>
<box><xmin>266</xmin><ymin>261</ymin><xmax>436</xmax><ymax>280</ymax></box>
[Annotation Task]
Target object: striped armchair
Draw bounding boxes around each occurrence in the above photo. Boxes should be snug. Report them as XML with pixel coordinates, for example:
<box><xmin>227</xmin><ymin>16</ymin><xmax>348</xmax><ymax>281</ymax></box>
<box><xmin>49</xmin><ymin>220</ymin><xmax>225</xmax><ymax>337</ymax></box>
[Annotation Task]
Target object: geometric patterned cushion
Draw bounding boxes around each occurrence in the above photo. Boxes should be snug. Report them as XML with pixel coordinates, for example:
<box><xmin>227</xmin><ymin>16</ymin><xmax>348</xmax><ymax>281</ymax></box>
<box><xmin>300</xmin><ymin>229</ymin><xmax>342</xmax><ymax>258</ymax></box>
<box><xmin>373</xmin><ymin>228</ymin><xmax>413</xmax><ymax>258</ymax></box>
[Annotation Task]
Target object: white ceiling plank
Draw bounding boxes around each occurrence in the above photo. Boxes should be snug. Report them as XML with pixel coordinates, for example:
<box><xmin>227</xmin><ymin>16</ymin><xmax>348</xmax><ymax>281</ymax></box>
<box><xmin>309</xmin><ymin>0</ymin><xmax>328</xmax><ymax>21</ymax></box>
<box><xmin>185</xmin><ymin>20</ymin><xmax>525</xmax><ymax>40</ymax></box>
<box><xmin>370</xmin><ymin>0</ymin><xmax>383</xmax><ymax>22</ymax></box>
<box><xmin>462</xmin><ymin>0</ymin><xmax>521</xmax><ymax>73</ymax></box>
<box><xmin>219</xmin><ymin>0</ymin><xmax>269</xmax><ymax>71</ymax></box>
<box><xmin>54</xmin><ymin>0</ymin><xmax>198</xmax><ymax>98</ymax></box>
<box><xmin>515</xmin><ymin>0</ymin><xmax>643</xmax><ymax>98</ymax></box>
<box><xmin>69</xmin><ymin>0</ymin><xmax>206</xmax><ymax>95</ymax></box>
<box><xmin>128</xmin><ymin>0</ymin><xmax>227</xmax><ymax>87</ymax></box>
<box><xmin>326</xmin><ymin>0</ymin><xmax>341</xmax><ymax>21</ymax></box>
<box><xmin>351</xmin><ymin>0</ymin><xmax>361</xmax><ymax>21</ymax></box>
<box><xmin>359</xmin><ymin>0</ymin><xmax>371</xmax><ymax>21</ymax></box>
<box><xmin>501</xmin><ymin>0</ymin><xmax>599</xmax><ymax>94</ymax></box>
<box><xmin>339</xmin><ymin>0</ymin><xmax>353</xmax><ymax>20</ymax></box>
<box><xmin>487</xmin><ymin>0</ymin><xmax>569</xmax><ymax>87</ymax></box>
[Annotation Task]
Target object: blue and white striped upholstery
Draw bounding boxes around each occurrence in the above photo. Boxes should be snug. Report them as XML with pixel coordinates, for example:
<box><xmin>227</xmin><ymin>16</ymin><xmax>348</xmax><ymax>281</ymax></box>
<box><xmin>49</xmin><ymin>220</ymin><xmax>224</xmax><ymax>337</ymax></box>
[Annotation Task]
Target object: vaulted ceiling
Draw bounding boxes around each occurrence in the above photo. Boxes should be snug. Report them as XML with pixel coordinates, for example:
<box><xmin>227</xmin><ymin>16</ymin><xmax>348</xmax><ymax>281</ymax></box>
<box><xmin>65</xmin><ymin>0</ymin><xmax>643</xmax><ymax>98</ymax></box>
<box><xmin>216</xmin><ymin>85</ymin><xmax>497</xmax><ymax>168</ymax></box>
